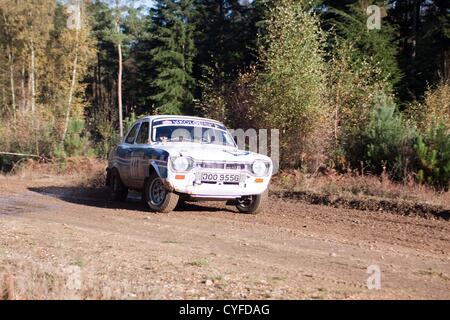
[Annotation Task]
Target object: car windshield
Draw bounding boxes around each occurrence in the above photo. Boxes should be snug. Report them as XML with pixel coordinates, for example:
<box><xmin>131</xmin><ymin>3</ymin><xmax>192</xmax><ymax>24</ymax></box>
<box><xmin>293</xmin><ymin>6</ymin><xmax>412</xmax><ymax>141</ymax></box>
<box><xmin>152</xmin><ymin>119</ymin><xmax>235</xmax><ymax>147</ymax></box>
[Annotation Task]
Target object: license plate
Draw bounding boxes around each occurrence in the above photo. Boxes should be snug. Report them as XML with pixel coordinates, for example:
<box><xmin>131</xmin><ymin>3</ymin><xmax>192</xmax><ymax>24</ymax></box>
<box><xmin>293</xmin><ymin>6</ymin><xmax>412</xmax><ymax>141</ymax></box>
<box><xmin>201</xmin><ymin>173</ymin><xmax>241</xmax><ymax>183</ymax></box>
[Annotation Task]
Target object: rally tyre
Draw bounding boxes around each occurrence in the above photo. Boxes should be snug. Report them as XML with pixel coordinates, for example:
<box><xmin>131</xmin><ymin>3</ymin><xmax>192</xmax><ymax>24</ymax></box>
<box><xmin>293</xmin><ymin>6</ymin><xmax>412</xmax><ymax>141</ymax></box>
<box><xmin>144</xmin><ymin>172</ymin><xmax>179</xmax><ymax>213</ymax></box>
<box><xmin>236</xmin><ymin>190</ymin><xmax>268</xmax><ymax>214</ymax></box>
<box><xmin>109</xmin><ymin>169</ymin><xmax>128</xmax><ymax>202</ymax></box>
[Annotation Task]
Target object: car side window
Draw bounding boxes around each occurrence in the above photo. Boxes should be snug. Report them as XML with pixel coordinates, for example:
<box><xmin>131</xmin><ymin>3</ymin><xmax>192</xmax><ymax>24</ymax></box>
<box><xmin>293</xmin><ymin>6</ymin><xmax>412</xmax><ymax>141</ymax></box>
<box><xmin>135</xmin><ymin>122</ymin><xmax>150</xmax><ymax>144</ymax></box>
<box><xmin>125</xmin><ymin>123</ymin><xmax>140</xmax><ymax>144</ymax></box>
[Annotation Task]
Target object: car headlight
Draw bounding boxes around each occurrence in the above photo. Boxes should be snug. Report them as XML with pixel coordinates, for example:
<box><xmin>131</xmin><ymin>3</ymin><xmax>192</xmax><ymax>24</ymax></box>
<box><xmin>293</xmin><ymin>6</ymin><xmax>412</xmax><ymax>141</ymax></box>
<box><xmin>252</xmin><ymin>160</ymin><xmax>268</xmax><ymax>176</ymax></box>
<box><xmin>170</xmin><ymin>156</ymin><xmax>193</xmax><ymax>172</ymax></box>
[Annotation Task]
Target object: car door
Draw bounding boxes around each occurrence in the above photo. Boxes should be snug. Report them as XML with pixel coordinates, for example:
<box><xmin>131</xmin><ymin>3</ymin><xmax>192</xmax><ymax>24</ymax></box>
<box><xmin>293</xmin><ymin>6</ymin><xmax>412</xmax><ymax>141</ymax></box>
<box><xmin>121</xmin><ymin>122</ymin><xmax>141</xmax><ymax>186</ymax></box>
<box><xmin>130</xmin><ymin>121</ymin><xmax>150</xmax><ymax>189</ymax></box>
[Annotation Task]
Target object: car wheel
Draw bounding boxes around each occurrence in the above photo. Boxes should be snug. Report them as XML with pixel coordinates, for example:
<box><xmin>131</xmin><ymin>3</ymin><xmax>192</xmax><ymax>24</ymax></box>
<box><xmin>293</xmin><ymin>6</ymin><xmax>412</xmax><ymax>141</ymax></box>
<box><xmin>144</xmin><ymin>172</ymin><xmax>179</xmax><ymax>213</ymax></box>
<box><xmin>236</xmin><ymin>190</ymin><xmax>268</xmax><ymax>214</ymax></box>
<box><xmin>109</xmin><ymin>169</ymin><xmax>128</xmax><ymax>202</ymax></box>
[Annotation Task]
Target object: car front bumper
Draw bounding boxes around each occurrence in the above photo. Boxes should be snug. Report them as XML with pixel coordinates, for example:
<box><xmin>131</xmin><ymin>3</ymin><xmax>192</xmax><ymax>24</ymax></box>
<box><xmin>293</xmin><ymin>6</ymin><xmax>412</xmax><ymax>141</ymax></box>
<box><xmin>163</xmin><ymin>170</ymin><xmax>270</xmax><ymax>199</ymax></box>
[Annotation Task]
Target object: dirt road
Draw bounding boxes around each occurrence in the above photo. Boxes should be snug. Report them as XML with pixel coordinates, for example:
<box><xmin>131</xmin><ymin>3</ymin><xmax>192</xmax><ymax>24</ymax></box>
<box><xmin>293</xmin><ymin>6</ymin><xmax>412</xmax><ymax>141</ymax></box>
<box><xmin>0</xmin><ymin>176</ymin><xmax>449</xmax><ymax>299</ymax></box>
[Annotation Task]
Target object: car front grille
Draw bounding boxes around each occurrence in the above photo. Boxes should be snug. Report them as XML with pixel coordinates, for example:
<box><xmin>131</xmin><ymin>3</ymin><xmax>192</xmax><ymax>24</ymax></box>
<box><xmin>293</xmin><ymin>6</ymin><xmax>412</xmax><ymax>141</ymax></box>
<box><xmin>194</xmin><ymin>161</ymin><xmax>248</xmax><ymax>171</ymax></box>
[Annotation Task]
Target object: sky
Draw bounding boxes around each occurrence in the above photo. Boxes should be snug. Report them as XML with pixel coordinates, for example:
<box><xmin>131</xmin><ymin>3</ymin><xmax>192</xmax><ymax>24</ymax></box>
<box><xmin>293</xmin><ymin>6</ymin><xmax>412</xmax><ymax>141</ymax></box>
<box><xmin>136</xmin><ymin>0</ymin><xmax>154</xmax><ymax>9</ymax></box>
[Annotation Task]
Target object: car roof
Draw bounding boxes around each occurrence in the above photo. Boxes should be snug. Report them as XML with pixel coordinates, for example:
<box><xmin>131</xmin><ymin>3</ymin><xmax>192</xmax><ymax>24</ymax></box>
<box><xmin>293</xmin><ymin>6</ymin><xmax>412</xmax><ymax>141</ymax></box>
<box><xmin>139</xmin><ymin>115</ymin><xmax>225</xmax><ymax>126</ymax></box>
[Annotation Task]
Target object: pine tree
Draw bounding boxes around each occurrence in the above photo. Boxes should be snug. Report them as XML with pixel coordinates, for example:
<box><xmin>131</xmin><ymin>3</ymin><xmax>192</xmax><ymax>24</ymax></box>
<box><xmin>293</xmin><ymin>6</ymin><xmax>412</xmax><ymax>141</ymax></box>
<box><xmin>193</xmin><ymin>0</ymin><xmax>257</xmax><ymax>82</ymax></box>
<box><xmin>320</xmin><ymin>1</ymin><xmax>402</xmax><ymax>93</ymax></box>
<box><xmin>192</xmin><ymin>0</ymin><xmax>260</xmax><ymax>121</ymax></box>
<box><xmin>388</xmin><ymin>0</ymin><xmax>449</xmax><ymax>100</ymax></box>
<box><xmin>149</xmin><ymin>0</ymin><xmax>196</xmax><ymax>115</ymax></box>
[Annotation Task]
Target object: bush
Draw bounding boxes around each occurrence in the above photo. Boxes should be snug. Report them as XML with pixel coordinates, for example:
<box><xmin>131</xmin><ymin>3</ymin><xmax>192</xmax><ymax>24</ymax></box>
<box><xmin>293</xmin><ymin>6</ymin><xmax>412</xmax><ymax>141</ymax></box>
<box><xmin>63</xmin><ymin>119</ymin><xmax>94</xmax><ymax>157</ymax></box>
<box><xmin>94</xmin><ymin>119</ymin><xmax>118</xmax><ymax>159</ymax></box>
<box><xmin>414</xmin><ymin>123</ymin><xmax>450</xmax><ymax>191</ymax></box>
<box><xmin>195</xmin><ymin>65</ymin><xmax>228</xmax><ymax>124</ymax></box>
<box><xmin>408</xmin><ymin>81</ymin><xmax>450</xmax><ymax>130</ymax></box>
<box><xmin>0</xmin><ymin>110</ymin><xmax>56</xmax><ymax>157</ymax></box>
<box><xmin>123</xmin><ymin>112</ymin><xmax>138</xmax><ymax>132</ymax></box>
<box><xmin>346</xmin><ymin>94</ymin><xmax>414</xmax><ymax>180</ymax></box>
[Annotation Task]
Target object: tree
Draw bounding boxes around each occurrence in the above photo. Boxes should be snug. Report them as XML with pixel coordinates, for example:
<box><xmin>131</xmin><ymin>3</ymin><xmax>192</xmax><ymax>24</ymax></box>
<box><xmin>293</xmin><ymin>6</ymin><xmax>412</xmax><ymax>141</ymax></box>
<box><xmin>0</xmin><ymin>1</ymin><xmax>21</xmax><ymax>119</ymax></box>
<box><xmin>99</xmin><ymin>0</ymin><xmax>138</xmax><ymax>139</ymax></box>
<box><xmin>255</xmin><ymin>1</ymin><xmax>332</xmax><ymax>168</ymax></box>
<box><xmin>0</xmin><ymin>0</ymin><xmax>55</xmax><ymax>117</ymax></box>
<box><xmin>194</xmin><ymin>0</ymin><xmax>257</xmax><ymax>81</ymax></box>
<box><xmin>60</xmin><ymin>0</ymin><xmax>95</xmax><ymax>146</ymax></box>
<box><xmin>149</xmin><ymin>0</ymin><xmax>196</xmax><ymax>114</ymax></box>
<box><xmin>320</xmin><ymin>0</ymin><xmax>402</xmax><ymax>94</ymax></box>
<box><xmin>389</xmin><ymin>0</ymin><xmax>449</xmax><ymax>100</ymax></box>
<box><xmin>85</xmin><ymin>0</ymin><xmax>118</xmax><ymax>142</ymax></box>
<box><xmin>327</xmin><ymin>41</ymin><xmax>390</xmax><ymax>144</ymax></box>
<box><xmin>0</xmin><ymin>0</ymin><xmax>94</xmax><ymax>157</ymax></box>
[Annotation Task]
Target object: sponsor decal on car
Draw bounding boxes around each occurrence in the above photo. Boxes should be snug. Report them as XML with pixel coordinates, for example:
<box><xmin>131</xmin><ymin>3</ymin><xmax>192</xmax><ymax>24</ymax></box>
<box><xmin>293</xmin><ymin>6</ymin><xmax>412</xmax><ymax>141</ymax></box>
<box><xmin>153</xmin><ymin>119</ymin><xmax>226</xmax><ymax>131</ymax></box>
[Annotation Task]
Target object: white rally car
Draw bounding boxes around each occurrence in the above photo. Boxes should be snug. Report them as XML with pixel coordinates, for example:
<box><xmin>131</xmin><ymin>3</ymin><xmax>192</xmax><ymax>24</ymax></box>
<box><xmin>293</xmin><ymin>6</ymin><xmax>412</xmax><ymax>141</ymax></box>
<box><xmin>107</xmin><ymin>115</ymin><xmax>273</xmax><ymax>213</ymax></box>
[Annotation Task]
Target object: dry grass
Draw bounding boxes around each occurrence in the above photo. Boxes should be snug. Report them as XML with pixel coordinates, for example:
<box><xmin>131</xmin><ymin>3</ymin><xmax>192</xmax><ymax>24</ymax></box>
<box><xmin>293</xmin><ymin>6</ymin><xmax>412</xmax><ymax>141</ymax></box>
<box><xmin>0</xmin><ymin>260</ymin><xmax>147</xmax><ymax>300</ymax></box>
<box><xmin>272</xmin><ymin>170</ymin><xmax>450</xmax><ymax>208</ymax></box>
<box><xmin>6</xmin><ymin>156</ymin><xmax>107</xmax><ymax>188</ymax></box>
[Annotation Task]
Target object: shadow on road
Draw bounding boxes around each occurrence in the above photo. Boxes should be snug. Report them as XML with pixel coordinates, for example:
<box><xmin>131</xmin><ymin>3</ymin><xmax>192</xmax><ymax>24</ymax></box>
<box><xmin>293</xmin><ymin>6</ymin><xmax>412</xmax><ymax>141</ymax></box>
<box><xmin>27</xmin><ymin>186</ymin><xmax>236</xmax><ymax>213</ymax></box>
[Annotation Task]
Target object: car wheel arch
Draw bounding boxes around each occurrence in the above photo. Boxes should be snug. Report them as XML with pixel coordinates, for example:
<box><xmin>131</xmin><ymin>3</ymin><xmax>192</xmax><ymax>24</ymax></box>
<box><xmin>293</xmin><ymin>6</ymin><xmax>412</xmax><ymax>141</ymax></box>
<box><xmin>106</xmin><ymin>166</ymin><xmax>122</xmax><ymax>186</ymax></box>
<box><xmin>149</xmin><ymin>161</ymin><xmax>163</xmax><ymax>179</ymax></box>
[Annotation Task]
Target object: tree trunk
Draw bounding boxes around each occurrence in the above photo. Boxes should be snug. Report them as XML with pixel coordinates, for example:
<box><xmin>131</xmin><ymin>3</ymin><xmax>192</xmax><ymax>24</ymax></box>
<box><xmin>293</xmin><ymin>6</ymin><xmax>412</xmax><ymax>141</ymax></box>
<box><xmin>115</xmin><ymin>0</ymin><xmax>124</xmax><ymax>140</ymax></box>
<box><xmin>30</xmin><ymin>44</ymin><xmax>36</xmax><ymax>114</ymax></box>
<box><xmin>7</xmin><ymin>46</ymin><xmax>16</xmax><ymax>120</ymax></box>
<box><xmin>60</xmin><ymin>49</ymin><xmax>79</xmax><ymax>145</ymax></box>
<box><xmin>443</xmin><ymin>50</ymin><xmax>450</xmax><ymax>83</ymax></box>
<box><xmin>60</xmin><ymin>26</ymin><xmax>80</xmax><ymax>146</ymax></box>
<box><xmin>97</xmin><ymin>52</ymin><xmax>102</xmax><ymax>109</ymax></box>
<box><xmin>21</xmin><ymin>65</ymin><xmax>26</xmax><ymax>111</ymax></box>
<box><xmin>2</xmin><ymin>85</ymin><xmax>5</xmax><ymax>111</ymax></box>
<box><xmin>118</xmin><ymin>42</ymin><xmax>124</xmax><ymax>139</ymax></box>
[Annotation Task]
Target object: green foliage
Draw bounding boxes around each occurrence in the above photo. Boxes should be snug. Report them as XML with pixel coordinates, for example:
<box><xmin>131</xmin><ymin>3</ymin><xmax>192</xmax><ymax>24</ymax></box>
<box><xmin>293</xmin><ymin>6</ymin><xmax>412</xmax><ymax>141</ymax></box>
<box><xmin>93</xmin><ymin>111</ymin><xmax>136</xmax><ymax>159</ymax></box>
<box><xmin>406</xmin><ymin>82</ymin><xmax>450</xmax><ymax>132</ymax></box>
<box><xmin>195</xmin><ymin>64</ymin><xmax>228</xmax><ymax>123</ymax></box>
<box><xmin>388</xmin><ymin>0</ymin><xmax>450</xmax><ymax>100</ymax></box>
<box><xmin>326</xmin><ymin>39</ymin><xmax>392</xmax><ymax>169</ymax></box>
<box><xmin>348</xmin><ymin>94</ymin><xmax>414</xmax><ymax>180</ymax></box>
<box><xmin>322</xmin><ymin>2</ymin><xmax>402</xmax><ymax>91</ymax></box>
<box><xmin>55</xmin><ymin>118</ymin><xmax>94</xmax><ymax>162</ymax></box>
<box><xmin>94</xmin><ymin>119</ymin><xmax>118</xmax><ymax>159</ymax></box>
<box><xmin>123</xmin><ymin>112</ymin><xmax>138</xmax><ymax>132</ymax></box>
<box><xmin>193</xmin><ymin>0</ymin><xmax>259</xmax><ymax>82</ymax></box>
<box><xmin>149</xmin><ymin>0</ymin><xmax>196</xmax><ymax>115</ymax></box>
<box><xmin>62</xmin><ymin>119</ymin><xmax>94</xmax><ymax>158</ymax></box>
<box><xmin>255</xmin><ymin>2</ymin><xmax>332</xmax><ymax>168</ymax></box>
<box><xmin>414</xmin><ymin>124</ymin><xmax>450</xmax><ymax>190</ymax></box>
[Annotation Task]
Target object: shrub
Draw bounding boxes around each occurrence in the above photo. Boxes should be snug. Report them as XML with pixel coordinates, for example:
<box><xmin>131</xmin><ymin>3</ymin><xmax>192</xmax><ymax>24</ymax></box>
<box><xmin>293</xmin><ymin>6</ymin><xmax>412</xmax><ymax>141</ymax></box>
<box><xmin>94</xmin><ymin>119</ymin><xmax>119</xmax><ymax>159</ymax></box>
<box><xmin>62</xmin><ymin>119</ymin><xmax>94</xmax><ymax>157</ymax></box>
<box><xmin>407</xmin><ymin>81</ymin><xmax>450</xmax><ymax>131</ymax></box>
<box><xmin>346</xmin><ymin>94</ymin><xmax>414</xmax><ymax>180</ymax></box>
<box><xmin>0</xmin><ymin>110</ymin><xmax>56</xmax><ymax>157</ymax></box>
<box><xmin>195</xmin><ymin>65</ymin><xmax>228</xmax><ymax>124</ymax></box>
<box><xmin>414</xmin><ymin>123</ymin><xmax>450</xmax><ymax>191</ymax></box>
<box><xmin>123</xmin><ymin>112</ymin><xmax>138</xmax><ymax>132</ymax></box>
